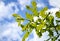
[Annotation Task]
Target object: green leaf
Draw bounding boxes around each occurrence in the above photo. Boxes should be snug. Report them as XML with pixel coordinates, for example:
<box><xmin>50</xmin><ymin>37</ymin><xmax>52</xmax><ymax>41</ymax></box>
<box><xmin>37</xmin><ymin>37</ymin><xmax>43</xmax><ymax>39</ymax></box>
<box><xmin>31</xmin><ymin>1</ymin><xmax>36</xmax><ymax>7</ymax></box>
<box><xmin>52</xmin><ymin>37</ymin><xmax>57</xmax><ymax>41</ymax></box>
<box><xmin>55</xmin><ymin>11</ymin><xmax>60</xmax><ymax>18</ymax></box>
<box><xmin>12</xmin><ymin>14</ymin><xmax>20</xmax><ymax>17</ymax></box>
<box><xmin>13</xmin><ymin>14</ymin><xmax>24</xmax><ymax>21</ymax></box>
<box><xmin>36</xmin><ymin>24</ymin><xmax>43</xmax><ymax>30</ymax></box>
<box><xmin>22</xmin><ymin>25</ymin><xmax>28</xmax><ymax>31</ymax></box>
<box><xmin>30</xmin><ymin>22</ymin><xmax>37</xmax><ymax>28</ymax></box>
<box><xmin>26</xmin><ymin>12</ymin><xmax>33</xmax><ymax>21</ymax></box>
<box><xmin>46</xmin><ymin>15</ymin><xmax>54</xmax><ymax>26</ymax></box>
<box><xmin>48</xmin><ymin>16</ymin><xmax>54</xmax><ymax>23</ymax></box>
<box><xmin>39</xmin><ymin>7</ymin><xmax>48</xmax><ymax>18</ymax></box>
<box><xmin>56</xmin><ymin>25</ymin><xmax>60</xmax><ymax>30</ymax></box>
<box><xmin>26</xmin><ymin>5</ymin><xmax>31</xmax><ymax>10</ymax></box>
<box><xmin>35</xmin><ymin>30</ymin><xmax>42</xmax><ymax>37</ymax></box>
<box><xmin>56</xmin><ymin>20</ymin><xmax>60</xmax><ymax>23</ymax></box>
<box><xmin>36</xmin><ymin>19</ymin><xmax>46</xmax><ymax>31</ymax></box>
<box><xmin>16</xmin><ymin>17</ymin><xmax>24</xmax><ymax>26</ymax></box>
<box><xmin>41</xmin><ymin>29</ymin><xmax>46</xmax><ymax>33</ymax></box>
<box><xmin>16</xmin><ymin>17</ymin><xmax>24</xmax><ymax>22</ymax></box>
<box><xmin>58</xmin><ymin>39</ymin><xmax>60</xmax><ymax>41</ymax></box>
<box><xmin>38</xmin><ymin>19</ymin><xmax>41</xmax><ymax>22</ymax></box>
<box><xmin>36</xmin><ymin>23</ymin><xmax>45</xmax><ymax>31</ymax></box>
<box><xmin>32</xmin><ymin>8</ymin><xmax>38</xmax><ymax>16</ymax></box>
<box><xmin>48</xmin><ymin>30</ymin><xmax>53</xmax><ymax>37</ymax></box>
<box><xmin>13</xmin><ymin>14</ymin><xmax>24</xmax><ymax>26</ymax></box>
<box><xmin>18</xmin><ymin>22</ymin><xmax>21</xmax><ymax>26</ymax></box>
<box><xmin>22</xmin><ymin>28</ymin><xmax>32</xmax><ymax>41</ymax></box>
<box><xmin>22</xmin><ymin>31</ymin><xmax>29</xmax><ymax>41</ymax></box>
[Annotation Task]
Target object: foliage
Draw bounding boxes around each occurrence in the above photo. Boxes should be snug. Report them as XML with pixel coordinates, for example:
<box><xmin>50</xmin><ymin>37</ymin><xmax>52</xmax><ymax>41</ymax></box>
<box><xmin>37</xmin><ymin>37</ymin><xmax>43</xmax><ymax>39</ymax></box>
<box><xmin>12</xmin><ymin>1</ymin><xmax>60</xmax><ymax>41</ymax></box>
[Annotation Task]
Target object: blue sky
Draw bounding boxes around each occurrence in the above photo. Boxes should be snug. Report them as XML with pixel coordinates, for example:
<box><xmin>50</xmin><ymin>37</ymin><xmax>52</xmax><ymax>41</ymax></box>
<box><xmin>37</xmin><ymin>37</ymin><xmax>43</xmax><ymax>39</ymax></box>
<box><xmin>0</xmin><ymin>0</ymin><xmax>60</xmax><ymax>41</ymax></box>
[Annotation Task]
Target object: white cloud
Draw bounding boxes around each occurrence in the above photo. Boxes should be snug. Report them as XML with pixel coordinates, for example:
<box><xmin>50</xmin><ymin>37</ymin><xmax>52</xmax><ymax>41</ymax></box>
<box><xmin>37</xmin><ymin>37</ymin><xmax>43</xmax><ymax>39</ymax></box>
<box><xmin>0</xmin><ymin>1</ymin><xmax>22</xmax><ymax>39</ymax></box>
<box><xmin>18</xmin><ymin>0</ymin><xmax>31</xmax><ymax>6</ymax></box>
<box><xmin>0</xmin><ymin>22</ymin><xmax>23</xmax><ymax>41</ymax></box>
<box><xmin>49</xmin><ymin>0</ymin><xmax>60</xmax><ymax>8</ymax></box>
<box><xmin>37</xmin><ymin>3</ymin><xmax>45</xmax><ymax>8</ymax></box>
<box><xmin>18</xmin><ymin>0</ymin><xmax>31</xmax><ymax>10</ymax></box>
<box><xmin>0</xmin><ymin>1</ymin><xmax>19</xmax><ymax>21</ymax></box>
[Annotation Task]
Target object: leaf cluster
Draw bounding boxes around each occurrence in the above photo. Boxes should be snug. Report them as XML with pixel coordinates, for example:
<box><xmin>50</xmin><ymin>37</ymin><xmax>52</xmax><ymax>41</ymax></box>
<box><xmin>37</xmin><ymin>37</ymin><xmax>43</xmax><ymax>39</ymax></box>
<box><xmin>12</xmin><ymin>1</ymin><xmax>60</xmax><ymax>41</ymax></box>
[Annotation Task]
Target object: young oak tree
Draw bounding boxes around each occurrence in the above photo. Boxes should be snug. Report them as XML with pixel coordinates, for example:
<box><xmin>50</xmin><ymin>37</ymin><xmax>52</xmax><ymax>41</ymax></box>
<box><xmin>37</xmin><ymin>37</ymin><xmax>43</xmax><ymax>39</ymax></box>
<box><xmin>12</xmin><ymin>1</ymin><xmax>60</xmax><ymax>41</ymax></box>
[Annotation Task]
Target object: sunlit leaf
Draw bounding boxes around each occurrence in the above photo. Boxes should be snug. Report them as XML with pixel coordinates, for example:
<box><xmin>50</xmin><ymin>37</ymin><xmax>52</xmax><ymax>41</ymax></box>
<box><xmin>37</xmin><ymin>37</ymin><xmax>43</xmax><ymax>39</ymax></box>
<box><xmin>32</xmin><ymin>9</ymin><xmax>38</xmax><ymax>16</ymax></box>
<box><xmin>36</xmin><ymin>24</ymin><xmax>45</xmax><ymax>31</ymax></box>
<box><xmin>46</xmin><ymin>15</ymin><xmax>54</xmax><ymax>26</ymax></box>
<box><xmin>48</xmin><ymin>16</ymin><xmax>54</xmax><ymax>23</ymax></box>
<box><xmin>55</xmin><ymin>11</ymin><xmax>60</xmax><ymax>18</ymax></box>
<box><xmin>18</xmin><ymin>22</ymin><xmax>21</xmax><ymax>26</ymax></box>
<box><xmin>30</xmin><ymin>22</ymin><xmax>37</xmax><ymax>28</ymax></box>
<box><xmin>26</xmin><ymin>12</ymin><xmax>33</xmax><ymax>21</ymax></box>
<box><xmin>22</xmin><ymin>25</ymin><xmax>28</xmax><ymax>31</ymax></box>
<box><xmin>56</xmin><ymin>25</ymin><xmax>60</xmax><ymax>30</ymax></box>
<box><xmin>22</xmin><ymin>31</ymin><xmax>29</xmax><ymax>41</ymax></box>
<box><xmin>39</xmin><ymin>7</ymin><xmax>48</xmax><ymax>18</ymax></box>
<box><xmin>22</xmin><ymin>28</ymin><xmax>32</xmax><ymax>41</ymax></box>
<box><xmin>12</xmin><ymin>14</ymin><xmax>20</xmax><ymax>17</ymax></box>
<box><xmin>32</xmin><ymin>1</ymin><xmax>36</xmax><ymax>7</ymax></box>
